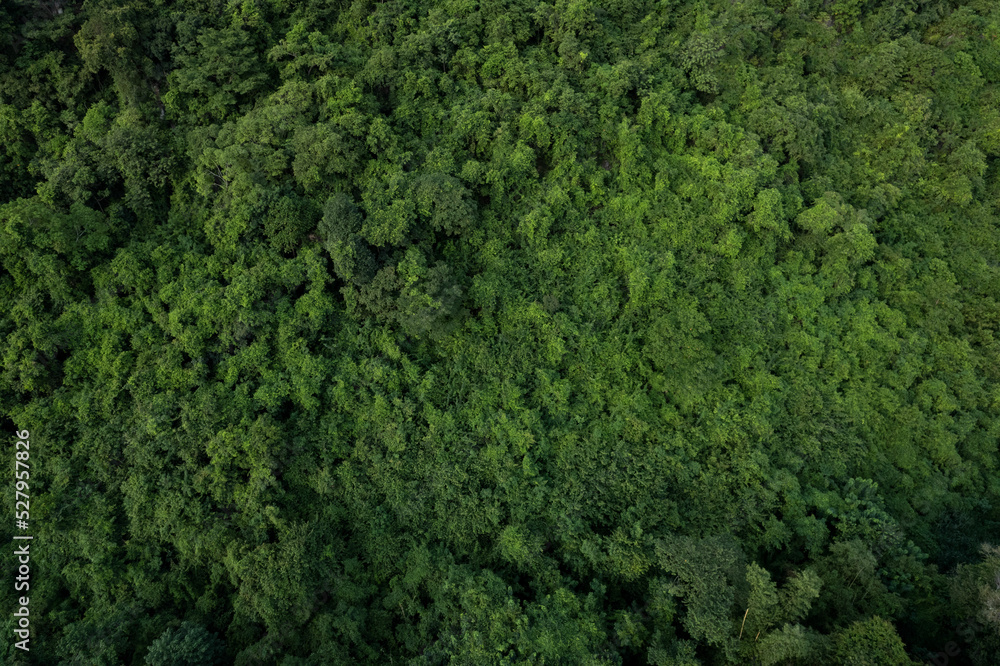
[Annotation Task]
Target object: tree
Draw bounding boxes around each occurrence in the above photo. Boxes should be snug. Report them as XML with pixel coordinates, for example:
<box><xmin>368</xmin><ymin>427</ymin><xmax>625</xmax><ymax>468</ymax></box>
<box><xmin>948</xmin><ymin>544</ymin><xmax>1000</xmax><ymax>666</ymax></box>
<box><xmin>652</xmin><ymin>534</ymin><xmax>746</xmax><ymax>660</ymax></box>
<box><xmin>829</xmin><ymin>616</ymin><xmax>917</xmax><ymax>666</ymax></box>
<box><xmin>2</xmin><ymin>0</ymin><xmax>1000</xmax><ymax>662</ymax></box>
<box><xmin>145</xmin><ymin>621</ymin><xmax>227</xmax><ymax>666</ymax></box>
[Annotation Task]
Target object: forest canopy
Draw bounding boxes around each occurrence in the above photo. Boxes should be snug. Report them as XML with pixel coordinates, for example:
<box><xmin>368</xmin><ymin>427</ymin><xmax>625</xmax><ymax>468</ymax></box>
<box><xmin>2</xmin><ymin>0</ymin><xmax>1000</xmax><ymax>664</ymax></box>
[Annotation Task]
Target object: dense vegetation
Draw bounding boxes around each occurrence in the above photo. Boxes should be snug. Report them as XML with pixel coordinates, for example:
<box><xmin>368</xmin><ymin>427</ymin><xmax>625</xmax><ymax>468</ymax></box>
<box><xmin>2</xmin><ymin>0</ymin><xmax>1000</xmax><ymax>663</ymax></box>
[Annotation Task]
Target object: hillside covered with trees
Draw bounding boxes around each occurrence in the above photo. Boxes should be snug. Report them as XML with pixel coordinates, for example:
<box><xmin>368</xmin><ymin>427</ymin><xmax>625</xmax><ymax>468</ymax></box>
<box><xmin>2</xmin><ymin>0</ymin><xmax>1000</xmax><ymax>663</ymax></box>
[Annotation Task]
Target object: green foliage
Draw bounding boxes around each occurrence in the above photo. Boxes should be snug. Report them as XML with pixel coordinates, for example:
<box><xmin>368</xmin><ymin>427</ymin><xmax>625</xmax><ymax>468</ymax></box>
<box><xmin>829</xmin><ymin>616</ymin><xmax>915</xmax><ymax>666</ymax></box>
<box><xmin>755</xmin><ymin>623</ymin><xmax>827</xmax><ymax>666</ymax></box>
<box><xmin>144</xmin><ymin>621</ymin><xmax>227</xmax><ymax>666</ymax></box>
<box><xmin>743</xmin><ymin>562</ymin><xmax>823</xmax><ymax>649</ymax></box>
<box><xmin>2</xmin><ymin>0</ymin><xmax>999</xmax><ymax>663</ymax></box>
<box><xmin>654</xmin><ymin>534</ymin><xmax>745</xmax><ymax>658</ymax></box>
<box><xmin>948</xmin><ymin>544</ymin><xmax>1000</xmax><ymax>665</ymax></box>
